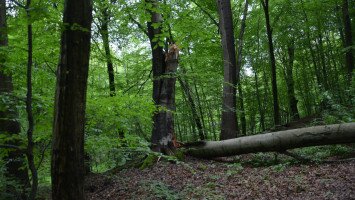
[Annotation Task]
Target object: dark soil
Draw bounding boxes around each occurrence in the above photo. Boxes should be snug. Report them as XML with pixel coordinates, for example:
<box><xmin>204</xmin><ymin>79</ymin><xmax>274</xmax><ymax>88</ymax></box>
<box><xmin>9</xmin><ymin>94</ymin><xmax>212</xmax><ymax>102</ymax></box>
<box><xmin>85</xmin><ymin>155</ymin><xmax>355</xmax><ymax>200</ymax></box>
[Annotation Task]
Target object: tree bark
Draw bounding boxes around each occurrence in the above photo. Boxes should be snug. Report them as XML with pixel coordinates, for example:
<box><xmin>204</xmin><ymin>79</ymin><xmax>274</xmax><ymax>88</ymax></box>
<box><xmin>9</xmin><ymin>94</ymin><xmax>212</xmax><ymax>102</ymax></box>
<box><xmin>153</xmin><ymin>44</ymin><xmax>179</xmax><ymax>153</ymax></box>
<box><xmin>236</xmin><ymin>0</ymin><xmax>248</xmax><ymax>136</ymax></box>
<box><xmin>217</xmin><ymin>0</ymin><xmax>238</xmax><ymax>140</ymax></box>
<box><xmin>253</xmin><ymin>18</ymin><xmax>265</xmax><ymax>132</ymax></box>
<box><xmin>237</xmin><ymin>83</ymin><xmax>246</xmax><ymax>135</ymax></box>
<box><xmin>24</xmin><ymin>1</ymin><xmax>38</xmax><ymax>199</ymax></box>
<box><xmin>0</xmin><ymin>0</ymin><xmax>29</xmax><ymax>198</ymax></box>
<box><xmin>186</xmin><ymin>123</ymin><xmax>355</xmax><ymax>158</ymax></box>
<box><xmin>261</xmin><ymin>0</ymin><xmax>280</xmax><ymax>126</ymax></box>
<box><xmin>145</xmin><ymin>0</ymin><xmax>173</xmax><ymax>152</ymax></box>
<box><xmin>342</xmin><ymin>0</ymin><xmax>354</xmax><ymax>82</ymax></box>
<box><xmin>51</xmin><ymin>0</ymin><xmax>92</xmax><ymax>199</ymax></box>
<box><xmin>285</xmin><ymin>42</ymin><xmax>299</xmax><ymax>120</ymax></box>
<box><xmin>99</xmin><ymin>3</ymin><xmax>115</xmax><ymax>96</ymax></box>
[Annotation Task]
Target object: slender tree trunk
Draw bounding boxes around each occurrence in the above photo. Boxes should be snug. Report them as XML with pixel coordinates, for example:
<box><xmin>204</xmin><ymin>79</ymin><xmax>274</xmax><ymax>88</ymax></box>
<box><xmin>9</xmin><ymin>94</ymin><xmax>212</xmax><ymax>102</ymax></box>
<box><xmin>253</xmin><ymin>17</ymin><xmax>265</xmax><ymax>132</ymax></box>
<box><xmin>217</xmin><ymin>0</ymin><xmax>238</xmax><ymax>140</ymax></box>
<box><xmin>342</xmin><ymin>0</ymin><xmax>354</xmax><ymax>82</ymax></box>
<box><xmin>190</xmin><ymin>64</ymin><xmax>207</xmax><ymax>139</ymax></box>
<box><xmin>178</xmin><ymin>76</ymin><xmax>205</xmax><ymax>140</ymax></box>
<box><xmin>236</xmin><ymin>0</ymin><xmax>248</xmax><ymax>136</ymax></box>
<box><xmin>285</xmin><ymin>42</ymin><xmax>299</xmax><ymax>120</ymax></box>
<box><xmin>194</xmin><ymin>84</ymin><xmax>207</xmax><ymax>139</ymax></box>
<box><xmin>254</xmin><ymin>70</ymin><xmax>265</xmax><ymax>132</ymax></box>
<box><xmin>24</xmin><ymin>1</ymin><xmax>38</xmax><ymax>199</ymax></box>
<box><xmin>237</xmin><ymin>84</ymin><xmax>246</xmax><ymax>135</ymax></box>
<box><xmin>261</xmin><ymin>0</ymin><xmax>280</xmax><ymax>126</ymax></box>
<box><xmin>51</xmin><ymin>0</ymin><xmax>92</xmax><ymax>199</ymax></box>
<box><xmin>205</xmin><ymin>98</ymin><xmax>217</xmax><ymax>140</ymax></box>
<box><xmin>300</xmin><ymin>0</ymin><xmax>322</xmax><ymax>90</ymax></box>
<box><xmin>316</xmin><ymin>30</ymin><xmax>329</xmax><ymax>91</ymax></box>
<box><xmin>0</xmin><ymin>0</ymin><xmax>29</xmax><ymax>198</ymax></box>
<box><xmin>99</xmin><ymin>4</ymin><xmax>115</xmax><ymax>96</ymax></box>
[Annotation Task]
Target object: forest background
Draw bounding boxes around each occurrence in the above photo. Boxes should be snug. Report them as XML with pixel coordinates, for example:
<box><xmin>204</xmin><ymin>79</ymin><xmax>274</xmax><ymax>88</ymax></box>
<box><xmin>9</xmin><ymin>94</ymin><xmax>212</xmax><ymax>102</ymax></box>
<box><xmin>0</xmin><ymin>0</ymin><xmax>354</xmax><ymax>199</ymax></box>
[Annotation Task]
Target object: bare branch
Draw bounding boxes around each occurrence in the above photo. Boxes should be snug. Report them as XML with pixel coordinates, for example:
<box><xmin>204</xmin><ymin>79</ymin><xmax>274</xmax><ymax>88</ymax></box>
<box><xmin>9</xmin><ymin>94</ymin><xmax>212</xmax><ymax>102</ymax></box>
<box><xmin>190</xmin><ymin>0</ymin><xmax>219</xmax><ymax>28</ymax></box>
<box><xmin>128</xmin><ymin>13</ymin><xmax>149</xmax><ymax>37</ymax></box>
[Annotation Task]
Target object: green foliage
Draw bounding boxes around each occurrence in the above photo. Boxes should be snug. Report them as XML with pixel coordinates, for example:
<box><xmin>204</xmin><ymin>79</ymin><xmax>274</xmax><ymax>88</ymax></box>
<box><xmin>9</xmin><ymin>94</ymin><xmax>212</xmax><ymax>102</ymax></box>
<box><xmin>140</xmin><ymin>153</ymin><xmax>159</xmax><ymax>170</ymax></box>
<box><xmin>180</xmin><ymin>183</ymin><xmax>225</xmax><ymax>200</ymax></box>
<box><xmin>84</xmin><ymin>94</ymin><xmax>155</xmax><ymax>172</ymax></box>
<box><xmin>294</xmin><ymin>145</ymin><xmax>354</xmax><ymax>161</ymax></box>
<box><xmin>271</xmin><ymin>163</ymin><xmax>288</xmax><ymax>172</ymax></box>
<box><xmin>226</xmin><ymin>162</ymin><xmax>244</xmax><ymax>176</ymax></box>
<box><xmin>86</xmin><ymin>94</ymin><xmax>154</xmax><ymax>138</ymax></box>
<box><xmin>0</xmin><ymin>160</ymin><xmax>25</xmax><ymax>200</ymax></box>
<box><xmin>1</xmin><ymin>0</ymin><xmax>354</xmax><ymax>198</ymax></box>
<box><xmin>140</xmin><ymin>180</ymin><xmax>181</xmax><ymax>200</ymax></box>
<box><xmin>320</xmin><ymin>90</ymin><xmax>354</xmax><ymax>124</ymax></box>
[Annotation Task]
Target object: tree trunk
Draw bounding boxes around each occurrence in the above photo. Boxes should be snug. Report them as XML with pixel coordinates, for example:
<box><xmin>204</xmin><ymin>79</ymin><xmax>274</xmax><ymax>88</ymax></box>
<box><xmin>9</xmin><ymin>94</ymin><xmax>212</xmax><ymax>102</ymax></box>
<box><xmin>316</xmin><ymin>30</ymin><xmax>329</xmax><ymax>91</ymax></box>
<box><xmin>261</xmin><ymin>0</ymin><xmax>280</xmax><ymax>126</ymax></box>
<box><xmin>236</xmin><ymin>0</ymin><xmax>248</xmax><ymax>136</ymax></box>
<box><xmin>300</xmin><ymin>0</ymin><xmax>322</xmax><ymax>91</ymax></box>
<box><xmin>342</xmin><ymin>0</ymin><xmax>354</xmax><ymax>82</ymax></box>
<box><xmin>237</xmin><ymin>83</ymin><xmax>246</xmax><ymax>136</ymax></box>
<box><xmin>51</xmin><ymin>0</ymin><xmax>92</xmax><ymax>199</ymax></box>
<box><xmin>285</xmin><ymin>42</ymin><xmax>299</xmax><ymax>120</ymax></box>
<box><xmin>0</xmin><ymin>0</ymin><xmax>29</xmax><ymax>198</ymax></box>
<box><xmin>24</xmin><ymin>1</ymin><xmax>38</xmax><ymax>199</ymax></box>
<box><xmin>190</xmin><ymin>64</ymin><xmax>207</xmax><ymax>140</ymax></box>
<box><xmin>99</xmin><ymin>3</ymin><xmax>115</xmax><ymax>96</ymax></box>
<box><xmin>186</xmin><ymin>123</ymin><xmax>355</xmax><ymax>158</ymax></box>
<box><xmin>217</xmin><ymin>0</ymin><xmax>238</xmax><ymax>140</ymax></box>
<box><xmin>253</xmin><ymin>17</ymin><xmax>265</xmax><ymax>132</ymax></box>
<box><xmin>153</xmin><ymin>44</ymin><xmax>179</xmax><ymax>153</ymax></box>
<box><xmin>178</xmin><ymin>75</ymin><xmax>205</xmax><ymax>140</ymax></box>
<box><xmin>145</xmin><ymin>0</ymin><xmax>173</xmax><ymax>152</ymax></box>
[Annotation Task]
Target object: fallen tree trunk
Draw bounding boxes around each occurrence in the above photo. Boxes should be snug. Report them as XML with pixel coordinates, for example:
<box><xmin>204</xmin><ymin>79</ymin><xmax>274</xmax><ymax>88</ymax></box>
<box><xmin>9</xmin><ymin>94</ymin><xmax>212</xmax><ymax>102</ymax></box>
<box><xmin>186</xmin><ymin>123</ymin><xmax>355</xmax><ymax>158</ymax></box>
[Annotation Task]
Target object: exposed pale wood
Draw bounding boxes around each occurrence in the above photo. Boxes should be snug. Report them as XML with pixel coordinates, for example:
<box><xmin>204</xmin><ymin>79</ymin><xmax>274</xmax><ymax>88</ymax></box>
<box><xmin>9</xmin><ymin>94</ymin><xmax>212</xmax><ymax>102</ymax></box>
<box><xmin>187</xmin><ymin>123</ymin><xmax>355</xmax><ymax>158</ymax></box>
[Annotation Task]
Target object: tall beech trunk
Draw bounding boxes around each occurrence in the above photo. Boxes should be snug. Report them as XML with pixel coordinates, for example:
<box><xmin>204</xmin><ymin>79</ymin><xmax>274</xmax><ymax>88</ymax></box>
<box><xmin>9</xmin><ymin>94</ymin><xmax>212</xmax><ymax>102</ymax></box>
<box><xmin>153</xmin><ymin>44</ymin><xmax>179</xmax><ymax>153</ymax></box>
<box><xmin>99</xmin><ymin>4</ymin><xmax>115</xmax><ymax>96</ymax></box>
<box><xmin>261</xmin><ymin>0</ymin><xmax>280</xmax><ymax>126</ymax></box>
<box><xmin>51</xmin><ymin>0</ymin><xmax>92</xmax><ymax>199</ymax></box>
<box><xmin>236</xmin><ymin>0</ymin><xmax>248</xmax><ymax>136</ymax></box>
<box><xmin>145</xmin><ymin>0</ymin><xmax>173</xmax><ymax>152</ymax></box>
<box><xmin>342</xmin><ymin>0</ymin><xmax>354</xmax><ymax>82</ymax></box>
<box><xmin>217</xmin><ymin>0</ymin><xmax>238</xmax><ymax>140</ymax></box>
<box><xmin>0</xmin><ymin>0</ymin><xmax>29</xmax><ymax>198</ymax></box>
<box><xmin>186</xmin><ymin>123</ymin><xmax>355</xmax><ymax>158</ymax></box>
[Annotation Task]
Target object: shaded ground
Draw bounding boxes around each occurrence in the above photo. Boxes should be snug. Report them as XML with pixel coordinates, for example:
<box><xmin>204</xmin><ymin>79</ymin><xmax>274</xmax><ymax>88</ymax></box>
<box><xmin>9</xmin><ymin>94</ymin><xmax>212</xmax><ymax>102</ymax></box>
<box><xmin>85</xmin><ymin>155</ymin><xmax>355</xmax><ymax>200</ymax></box>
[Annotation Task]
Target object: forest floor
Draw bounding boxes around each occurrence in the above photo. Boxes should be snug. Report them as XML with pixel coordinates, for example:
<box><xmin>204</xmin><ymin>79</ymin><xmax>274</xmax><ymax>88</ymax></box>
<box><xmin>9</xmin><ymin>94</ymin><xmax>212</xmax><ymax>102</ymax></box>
<box><xmin>85</xmin><ymin>151</ymin><xmax>355</xmax><ymax>200</ymax></box>
<box><xmin>86</xmin><ymin>117</ymin><xmax>355</xmax><ymax>199</ymax></box>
